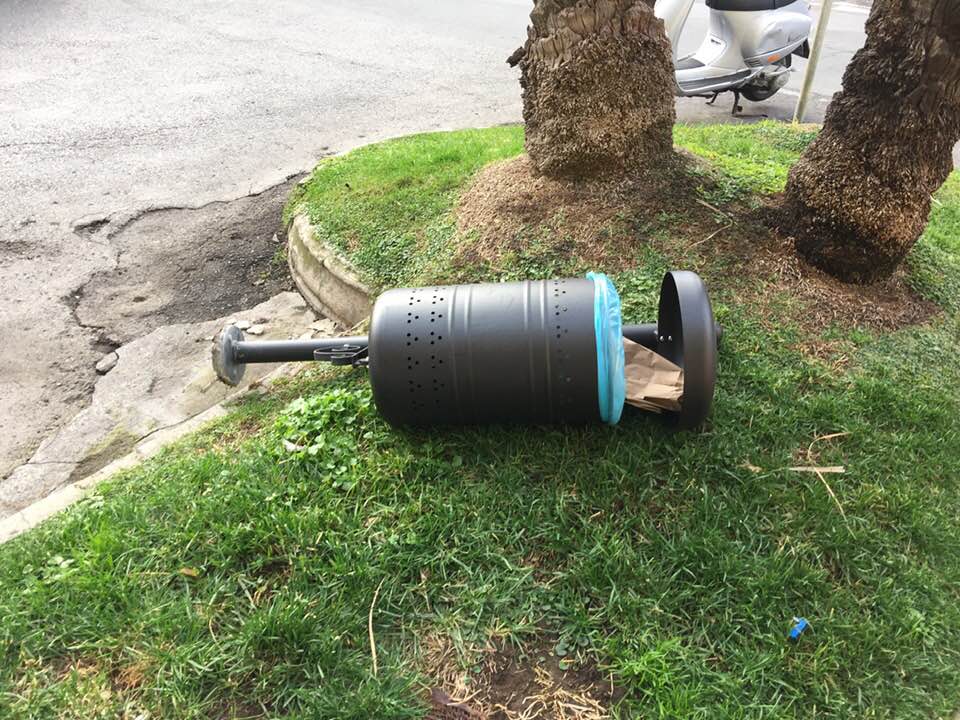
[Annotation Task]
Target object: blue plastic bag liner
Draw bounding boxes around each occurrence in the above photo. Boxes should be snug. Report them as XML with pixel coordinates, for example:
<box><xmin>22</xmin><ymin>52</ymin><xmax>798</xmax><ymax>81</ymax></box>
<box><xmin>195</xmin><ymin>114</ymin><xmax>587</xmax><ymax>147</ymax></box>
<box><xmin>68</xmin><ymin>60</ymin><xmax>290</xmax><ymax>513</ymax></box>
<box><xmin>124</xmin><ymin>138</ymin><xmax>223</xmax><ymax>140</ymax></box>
<box><xmin>587</xmin><ymin>272</ymin><xmax>625</xmax><ymax>425</ymax></box>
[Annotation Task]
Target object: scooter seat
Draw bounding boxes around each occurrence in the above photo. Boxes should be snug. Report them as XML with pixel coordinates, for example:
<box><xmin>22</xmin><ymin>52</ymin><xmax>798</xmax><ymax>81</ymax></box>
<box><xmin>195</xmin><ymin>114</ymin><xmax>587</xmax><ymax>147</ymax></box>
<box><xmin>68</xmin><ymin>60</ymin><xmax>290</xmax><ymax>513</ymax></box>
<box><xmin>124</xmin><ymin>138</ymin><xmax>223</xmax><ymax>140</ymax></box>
<box><xmin>706</xmin><ymin>0</ymin><xmax>797</xmax><ymax>10</ymax></box>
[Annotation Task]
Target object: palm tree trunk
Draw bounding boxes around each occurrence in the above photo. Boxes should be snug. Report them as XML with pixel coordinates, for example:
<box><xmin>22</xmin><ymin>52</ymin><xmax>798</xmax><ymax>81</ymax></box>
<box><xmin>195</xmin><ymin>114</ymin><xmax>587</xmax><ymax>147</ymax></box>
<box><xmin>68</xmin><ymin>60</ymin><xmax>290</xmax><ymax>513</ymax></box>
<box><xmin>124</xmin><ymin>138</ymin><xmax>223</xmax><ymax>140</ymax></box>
<box><xmin>783</xmin><ymin>0</ymin><xmax>960</xmax><ymax>283</ymax></box>
<box><xmin>509</xmin><ymin>0</ymin><xmax>676</xmax><ymax>179</ymax></box>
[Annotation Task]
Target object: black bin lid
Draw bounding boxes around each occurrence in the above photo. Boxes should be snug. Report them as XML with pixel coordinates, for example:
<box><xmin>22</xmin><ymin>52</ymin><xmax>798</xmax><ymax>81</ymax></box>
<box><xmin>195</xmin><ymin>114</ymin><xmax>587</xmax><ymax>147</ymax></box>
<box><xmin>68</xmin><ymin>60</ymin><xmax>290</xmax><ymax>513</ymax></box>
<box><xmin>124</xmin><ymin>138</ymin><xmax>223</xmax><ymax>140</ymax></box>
<box><xmin>655</xmin><ymin>271</ymin><xmax>718</xmax><ymax>429</ymax></box>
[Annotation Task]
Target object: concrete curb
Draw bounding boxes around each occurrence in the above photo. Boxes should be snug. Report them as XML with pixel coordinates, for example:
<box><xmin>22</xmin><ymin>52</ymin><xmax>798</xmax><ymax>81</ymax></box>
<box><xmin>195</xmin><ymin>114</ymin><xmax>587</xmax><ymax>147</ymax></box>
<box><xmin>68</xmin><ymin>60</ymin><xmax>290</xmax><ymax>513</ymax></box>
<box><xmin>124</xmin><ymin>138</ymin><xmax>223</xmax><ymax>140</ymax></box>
<box><xmin>0</xmin><ymin>362</ymin><xmax>303</xmax><ymax>545</ymax></box>
<box><xmin>287</xmin><ymin>212</ymin><xmax>374</xmax><ymax>327</ymax></box>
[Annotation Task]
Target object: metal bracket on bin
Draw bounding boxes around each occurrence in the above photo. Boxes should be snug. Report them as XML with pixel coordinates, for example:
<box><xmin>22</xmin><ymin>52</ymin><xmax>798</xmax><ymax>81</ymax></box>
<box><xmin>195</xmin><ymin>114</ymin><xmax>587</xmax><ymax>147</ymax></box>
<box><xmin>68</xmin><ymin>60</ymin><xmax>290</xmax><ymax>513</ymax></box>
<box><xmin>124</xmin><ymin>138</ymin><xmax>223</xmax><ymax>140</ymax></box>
<box><xmin>314</xmin><ymin>344</ymin><xmax>368</xmax><ymax>367</ymax></box>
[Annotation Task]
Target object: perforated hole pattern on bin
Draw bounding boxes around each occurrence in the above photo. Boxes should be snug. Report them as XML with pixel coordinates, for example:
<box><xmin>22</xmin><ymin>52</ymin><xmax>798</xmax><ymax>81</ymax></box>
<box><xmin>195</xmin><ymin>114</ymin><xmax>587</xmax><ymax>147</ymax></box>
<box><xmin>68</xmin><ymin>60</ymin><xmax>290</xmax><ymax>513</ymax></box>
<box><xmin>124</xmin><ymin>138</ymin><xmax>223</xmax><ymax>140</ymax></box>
<box><xmin>404</xmin><ymin>287</ymin><xmax>449</xmax><ymax>413</ymax></box>
<box><xmin>552</xmin><ymin>279</ymin><xmax>577</xmax><ymax>410</ymax></box>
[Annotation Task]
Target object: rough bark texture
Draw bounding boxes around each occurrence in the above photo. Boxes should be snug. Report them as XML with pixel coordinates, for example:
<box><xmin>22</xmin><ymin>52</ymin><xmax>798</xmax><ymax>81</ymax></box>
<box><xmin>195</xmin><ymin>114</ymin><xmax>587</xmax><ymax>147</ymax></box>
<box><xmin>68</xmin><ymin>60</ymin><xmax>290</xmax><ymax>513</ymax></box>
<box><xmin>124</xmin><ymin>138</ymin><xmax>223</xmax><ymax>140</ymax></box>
<box><xmin>508</xmin><ymin>0</ymin><xmax>676</xmax><ymax>178</ymax></box>
<box><xmin>783</xmin><ymin>0</ymin><xmax>960</xmax><ymax>283</ymax></box>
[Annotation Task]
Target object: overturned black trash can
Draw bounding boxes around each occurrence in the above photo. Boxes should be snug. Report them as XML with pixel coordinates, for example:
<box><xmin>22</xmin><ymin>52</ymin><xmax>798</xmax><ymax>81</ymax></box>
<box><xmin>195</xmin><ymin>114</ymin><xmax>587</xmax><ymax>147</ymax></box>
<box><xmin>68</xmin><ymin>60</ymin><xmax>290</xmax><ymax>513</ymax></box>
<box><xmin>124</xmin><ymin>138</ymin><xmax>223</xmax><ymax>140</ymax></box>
<box><xmin>213</xmin><ymin>271</ymin><xmax>719</xmax><ymax>429</ymax></box>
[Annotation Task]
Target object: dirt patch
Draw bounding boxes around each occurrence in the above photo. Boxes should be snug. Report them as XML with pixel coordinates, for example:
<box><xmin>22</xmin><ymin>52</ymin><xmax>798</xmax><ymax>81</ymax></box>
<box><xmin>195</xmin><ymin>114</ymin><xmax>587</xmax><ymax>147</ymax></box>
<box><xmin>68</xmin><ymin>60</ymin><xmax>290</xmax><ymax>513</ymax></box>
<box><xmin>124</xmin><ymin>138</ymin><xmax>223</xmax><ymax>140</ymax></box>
<box><xmin>113</xmin><ymin>659</ymin><xmax>150</xmax><ymax>691</ymax></box>
<box><xmin>52</xmin><ymin>655</ymin><xmax>102</xmax><ymax>682</ymax></box>
<box><xmin>73</xmin><ymin>179</ymin><xmax>298</xmax><ymax>346</ymax></box>
<box><xmin>455</xmin><ymin>154</ymin><xmax>698</xmax><ymax>273</ymax></box>
<box><xmin>695</xmin><ymin>204</ymin><xmax>939</xmax><ymax>341</ymax></box>
<box><xmin>454</xmin><ymin>156</ymin><xmax>938</xmax><ymax>343</ymax></box>
<box><xmin>424</xmin><ymin>637</ymin><xmax>622</xmax><ymax>720</ymax></box>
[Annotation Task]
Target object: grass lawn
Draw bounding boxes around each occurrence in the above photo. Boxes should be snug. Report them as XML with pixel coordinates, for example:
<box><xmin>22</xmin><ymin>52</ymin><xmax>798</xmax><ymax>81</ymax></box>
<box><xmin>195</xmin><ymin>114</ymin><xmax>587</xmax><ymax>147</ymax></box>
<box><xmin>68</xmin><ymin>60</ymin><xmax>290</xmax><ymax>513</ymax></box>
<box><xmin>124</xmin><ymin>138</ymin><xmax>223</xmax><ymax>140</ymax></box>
<box><xmin>3</xmin><ymin>123</ymin><xmax>960</xmax><ymax>719</ymax></box>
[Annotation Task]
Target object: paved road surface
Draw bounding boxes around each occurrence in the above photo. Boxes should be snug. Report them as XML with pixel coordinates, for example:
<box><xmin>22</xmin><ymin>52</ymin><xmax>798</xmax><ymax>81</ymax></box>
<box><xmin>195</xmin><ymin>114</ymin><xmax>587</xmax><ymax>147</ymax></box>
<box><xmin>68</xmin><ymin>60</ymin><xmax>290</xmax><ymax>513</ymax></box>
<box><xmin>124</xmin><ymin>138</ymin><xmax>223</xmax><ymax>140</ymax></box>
<box><xmin>0</xmin><ymin>0</ymin><xmax>866</xmax><ymax>506</ymax></box>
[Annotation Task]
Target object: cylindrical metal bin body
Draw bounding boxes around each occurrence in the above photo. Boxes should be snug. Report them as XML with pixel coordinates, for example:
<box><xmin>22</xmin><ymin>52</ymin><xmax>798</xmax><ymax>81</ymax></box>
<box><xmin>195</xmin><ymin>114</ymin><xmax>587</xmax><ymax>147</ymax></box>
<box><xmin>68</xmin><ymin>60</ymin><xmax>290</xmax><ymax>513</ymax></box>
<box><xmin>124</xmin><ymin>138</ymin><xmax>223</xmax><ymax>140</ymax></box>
<box><xmin>368</xmin><ymin>278</ymin><xmax>600</xmax><ymax>426</ymax></box>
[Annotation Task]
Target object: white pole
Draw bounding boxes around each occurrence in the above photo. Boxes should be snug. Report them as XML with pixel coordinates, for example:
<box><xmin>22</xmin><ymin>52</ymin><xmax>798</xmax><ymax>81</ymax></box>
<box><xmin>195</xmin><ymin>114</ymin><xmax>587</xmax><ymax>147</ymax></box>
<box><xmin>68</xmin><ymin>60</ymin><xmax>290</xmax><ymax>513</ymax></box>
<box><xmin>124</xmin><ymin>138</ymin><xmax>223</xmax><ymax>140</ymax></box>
<box><xmin>793</xmin><ymin>0</ymin><xmax>835</xmax><ymax>123</ymax></box>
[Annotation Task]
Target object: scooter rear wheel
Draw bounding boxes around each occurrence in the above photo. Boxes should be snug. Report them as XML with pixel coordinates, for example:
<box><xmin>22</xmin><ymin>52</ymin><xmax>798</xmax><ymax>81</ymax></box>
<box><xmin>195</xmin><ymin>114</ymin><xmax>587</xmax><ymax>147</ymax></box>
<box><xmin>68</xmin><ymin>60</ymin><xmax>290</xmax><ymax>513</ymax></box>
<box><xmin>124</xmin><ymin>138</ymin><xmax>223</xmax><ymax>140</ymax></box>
<box><xmin>740</xmin><ymin>85</ymin><xmax>780</xmax><ymax>102</ymax></box>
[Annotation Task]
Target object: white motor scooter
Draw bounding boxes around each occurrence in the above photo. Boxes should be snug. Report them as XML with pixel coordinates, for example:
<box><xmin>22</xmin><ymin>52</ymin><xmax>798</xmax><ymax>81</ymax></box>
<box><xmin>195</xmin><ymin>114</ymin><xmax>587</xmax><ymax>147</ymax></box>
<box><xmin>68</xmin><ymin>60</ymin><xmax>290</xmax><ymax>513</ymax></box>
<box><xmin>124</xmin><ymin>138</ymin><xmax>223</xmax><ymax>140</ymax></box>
<box><xmin>654</xmin><ymin>0</ymin><xmax>813</xmax><ymax>113</ymax></box>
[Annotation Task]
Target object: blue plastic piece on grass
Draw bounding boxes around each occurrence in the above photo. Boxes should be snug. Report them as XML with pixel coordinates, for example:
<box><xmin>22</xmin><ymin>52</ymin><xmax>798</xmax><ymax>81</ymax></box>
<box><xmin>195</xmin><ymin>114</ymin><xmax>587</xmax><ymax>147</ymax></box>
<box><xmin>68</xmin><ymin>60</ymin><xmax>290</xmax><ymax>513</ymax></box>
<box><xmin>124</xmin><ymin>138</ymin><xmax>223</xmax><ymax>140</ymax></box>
<box><xmin>587</xmin><ymin>272</ymin><xmax>625</xmax><ymax>425</ymax></box>
<box><xmin>789</xmin><ymin>617</ymin><xmax>810</xmax><ymax>641</ymax></box>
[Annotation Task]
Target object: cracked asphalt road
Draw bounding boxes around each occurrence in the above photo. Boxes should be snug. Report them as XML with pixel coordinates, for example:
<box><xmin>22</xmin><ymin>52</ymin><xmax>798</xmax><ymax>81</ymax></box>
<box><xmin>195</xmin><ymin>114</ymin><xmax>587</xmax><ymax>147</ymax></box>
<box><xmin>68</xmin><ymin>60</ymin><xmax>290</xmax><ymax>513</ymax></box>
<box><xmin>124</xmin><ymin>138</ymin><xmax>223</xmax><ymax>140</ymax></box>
<box><xmin>72</xmin><ymin>178</ymin><xmax>298</xmax><ymax>347</ymax></box>
<box><xmin>0</xmin><ymin>0</ymin><xmax>867</xmax><ymax>493</ymax></box>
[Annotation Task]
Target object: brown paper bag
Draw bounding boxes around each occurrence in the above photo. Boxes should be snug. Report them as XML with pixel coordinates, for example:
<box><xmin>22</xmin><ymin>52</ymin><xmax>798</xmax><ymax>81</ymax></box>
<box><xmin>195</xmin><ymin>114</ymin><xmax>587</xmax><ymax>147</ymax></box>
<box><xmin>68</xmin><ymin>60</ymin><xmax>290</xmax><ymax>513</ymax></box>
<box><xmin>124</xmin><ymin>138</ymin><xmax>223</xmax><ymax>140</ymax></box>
<box><xmin>623</xmin><ymin>338</ymin><xmax>684</xmax><ymax>413</ymax></box>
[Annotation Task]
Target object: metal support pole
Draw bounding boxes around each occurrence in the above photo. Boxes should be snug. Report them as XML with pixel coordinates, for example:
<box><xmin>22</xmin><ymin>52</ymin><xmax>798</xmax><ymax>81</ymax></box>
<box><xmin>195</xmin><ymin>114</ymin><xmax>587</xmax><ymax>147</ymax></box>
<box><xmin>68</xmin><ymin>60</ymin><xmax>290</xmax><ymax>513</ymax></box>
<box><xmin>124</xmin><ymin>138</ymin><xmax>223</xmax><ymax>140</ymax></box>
<box><xmin>793</xmin><ymin>0</ymin><xmax>835</xmax><ymax>124</ymax></box>
<box><xmin>232</xmin><ymin>336</ymin><xmax>368</xmax><ymax>364</ymax></box>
